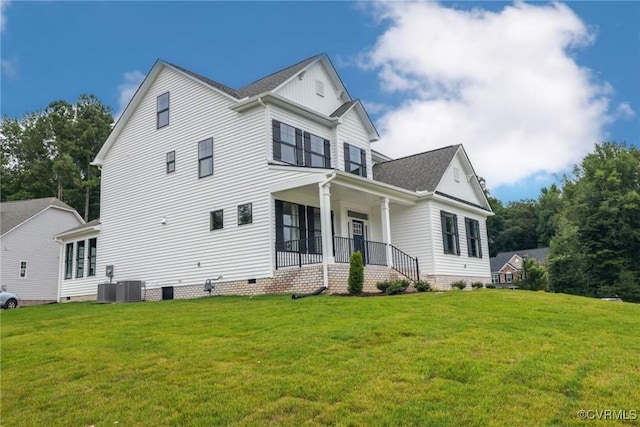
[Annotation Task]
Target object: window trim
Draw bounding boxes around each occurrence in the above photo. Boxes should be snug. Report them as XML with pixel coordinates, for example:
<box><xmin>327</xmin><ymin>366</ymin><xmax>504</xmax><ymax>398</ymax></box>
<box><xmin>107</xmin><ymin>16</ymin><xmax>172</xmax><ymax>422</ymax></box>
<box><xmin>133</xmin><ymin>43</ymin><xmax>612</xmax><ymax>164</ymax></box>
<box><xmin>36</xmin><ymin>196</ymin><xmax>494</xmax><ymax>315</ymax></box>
<box><xmin>272</xmin><ymin>120</ymin><xmax>331</xmax><ymax>168</ymax></box>
<box><xmin>19</xmin><ymin>261</ymin><xmax>27</xmax><ymax>279</ymax></box>
<box><xmin>166</xmin><ymin>150</ymin><xmax>175</xmax><ymax>174</ymax></box>
<box><xmin>210</xmin><ymin>209</ymin><xmax>223</xmax><ymax>231</ymax></box>
<box><xmin>440</xmin><ymin>211</ymin><xmax>460</xmax><ymax>255</ymax></box>
<box><xmin>344</xmin><ymin>142</ymin><xmax>367</xmax><ymax>178</ymax></box>
<box><xmin>492</xmin><ymin>273</ymin><xmax>500</xmax><ymax>284</ymax></box>
<box><xmin>465</xmin><ymin>217</ymin><xmax>482</xmax><ymax>258</ymax></box>
<box><xmin>238</xmin><ymin>203</ymin><xmax>253</xmax><ymax>226</ymax></box>
<box><xmin>506</xmin><ymin>272</ymin><xmax>513</xmax><ymax>283</ymax></box>
<box><xmin>157</xmin><ymin>92</ymin><xmax>169</xmax><ymax>129</ymax></box>
<box><xmin>88</xmin><ymin>238</ymin><xmax>97</xmax><ymax>277</ymax></box>
<box><xmin>198</xmin><ymin>138</ymin><xmax>214</xmax><ymax>178</ymax></box>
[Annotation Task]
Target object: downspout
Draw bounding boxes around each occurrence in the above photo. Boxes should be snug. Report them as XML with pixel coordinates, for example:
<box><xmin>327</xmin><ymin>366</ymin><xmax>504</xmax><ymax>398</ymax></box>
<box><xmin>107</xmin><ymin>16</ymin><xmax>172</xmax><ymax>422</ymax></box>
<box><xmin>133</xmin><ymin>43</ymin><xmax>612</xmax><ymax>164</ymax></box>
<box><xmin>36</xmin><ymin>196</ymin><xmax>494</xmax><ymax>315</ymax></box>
<box><xmin>320</xmin><ymin>172</ymin><xmax>337</xmax><ymax>290</ymax></box>
<box><xmin>53</xmin><ymin>237</ymin><xmax>63</xmax><ymax>303</ymax></box>
<box><xmin>258</xmin><ymin>97</ymin><xmax>269</xmax><ymax>165</ymax></box>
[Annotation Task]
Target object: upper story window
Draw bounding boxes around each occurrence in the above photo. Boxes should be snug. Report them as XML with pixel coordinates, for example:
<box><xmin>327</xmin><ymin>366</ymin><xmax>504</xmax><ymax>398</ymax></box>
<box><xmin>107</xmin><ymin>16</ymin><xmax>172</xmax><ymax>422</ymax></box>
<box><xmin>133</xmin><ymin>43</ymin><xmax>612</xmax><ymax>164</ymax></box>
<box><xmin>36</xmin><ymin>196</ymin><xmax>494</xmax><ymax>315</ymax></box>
<box><xmin>210</xmin><ymin>209</ymin><xmax>223</xmax><ymax>231</ymax></box>
<box><xmin>166</xmin><ymin>151</ymin><xmax>175</xmax><ymax>173</ymax></box>
<box><xmin>465</xmin><ymin>218</ymin><xmax>482</xmax><ymax>258</ymax></box>
<box><xmin>198</xmin><ymin>138</ymin><xmax>213</xmax><ymax>178</ymax></box>
<box><xmin>238</xmin><ymin>203</ymin><xmax>253</xmax><ymax>225</ymax></box>
<box><xmin>440</xmin><ymin>211</ymin><xmax>460</xmax><ymax>255</ymax></box>
<box><xmin>344</xmin><ymin>143</ymin><xmax>367</xmax><ymax>178</ymax></box>
<box><xmin>157</xmin><ymin>92</ymin><xmax>169</xmax><ymax>129</ymax></box>
<box><xmin>272</xmin><ymin>120</ymin><xmax>330</xmax><ymax>168</ymax></box>
<box><xmin>19</xmin><ymin>261</ymin><xmax>27</xmax><ymax>278</ymax></box>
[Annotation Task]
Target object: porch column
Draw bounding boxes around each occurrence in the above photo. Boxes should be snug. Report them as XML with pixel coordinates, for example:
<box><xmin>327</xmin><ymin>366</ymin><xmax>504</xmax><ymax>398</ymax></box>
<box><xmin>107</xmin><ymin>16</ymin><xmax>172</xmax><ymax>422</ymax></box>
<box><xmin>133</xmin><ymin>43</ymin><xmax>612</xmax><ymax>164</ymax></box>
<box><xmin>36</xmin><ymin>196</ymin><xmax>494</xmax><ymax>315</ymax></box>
<box><xmin>380</xmin><ymin>197</ymin><xmax>393</xmax><ymax>267</ymax></box>
<box><xmin>319</xmin><ymin>182</ymin><xmax>334</xmax><ymax>264</ymax></box>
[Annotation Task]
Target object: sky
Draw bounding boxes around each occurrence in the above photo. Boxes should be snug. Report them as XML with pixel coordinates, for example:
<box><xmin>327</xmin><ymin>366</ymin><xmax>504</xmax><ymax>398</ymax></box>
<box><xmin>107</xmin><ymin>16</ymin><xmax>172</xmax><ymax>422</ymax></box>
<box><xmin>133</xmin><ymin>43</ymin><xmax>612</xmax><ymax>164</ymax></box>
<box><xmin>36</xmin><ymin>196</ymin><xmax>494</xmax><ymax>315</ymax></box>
<box><xmin>1</xmin><ymin>1</ymin><xmax>638</xmax><ymax>203</ymax></box>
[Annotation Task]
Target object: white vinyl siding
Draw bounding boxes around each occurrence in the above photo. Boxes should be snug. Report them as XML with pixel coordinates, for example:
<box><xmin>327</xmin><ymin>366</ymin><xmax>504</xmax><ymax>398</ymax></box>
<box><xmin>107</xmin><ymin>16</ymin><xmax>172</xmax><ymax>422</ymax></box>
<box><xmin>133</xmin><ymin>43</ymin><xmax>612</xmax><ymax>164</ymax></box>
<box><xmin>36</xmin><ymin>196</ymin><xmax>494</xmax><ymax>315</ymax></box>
<box><xmin>389</xmin><ymin>201</ymin><xmax>434</xmax><ymax>276</ymax></box>
<box><xmin>429</xmin><ymin>199</ymin><xmax>490</xmax><ymax>279</ymax></box>
<box><xmin>336</xmin><ymin>108</ymin><xmax>372</xmax><ymax>179</ymax></box>
<box><xmin>436</xmin><ymin>151</ymin><xmax>485</xmax><ymax>207</ymax></box>
<box><xmin>276</xmin><ymin>62</ymin><xmax>343</xmax><ymax>116</ymax></box>
<box><xmin>0</xmin><ymin>207</ymin><xmax>82</xmax><ymax>301</ymax></box>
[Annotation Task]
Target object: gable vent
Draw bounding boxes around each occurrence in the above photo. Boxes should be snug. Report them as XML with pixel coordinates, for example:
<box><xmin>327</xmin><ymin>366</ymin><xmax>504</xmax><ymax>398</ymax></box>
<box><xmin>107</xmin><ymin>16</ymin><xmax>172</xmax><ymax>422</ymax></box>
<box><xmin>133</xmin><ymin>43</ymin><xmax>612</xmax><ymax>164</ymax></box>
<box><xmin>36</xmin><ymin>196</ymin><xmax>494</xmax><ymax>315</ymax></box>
<box><xmin>315</xmin><ymin>79</ymin><xmax>324</xmax><ymax>97</ymax></box>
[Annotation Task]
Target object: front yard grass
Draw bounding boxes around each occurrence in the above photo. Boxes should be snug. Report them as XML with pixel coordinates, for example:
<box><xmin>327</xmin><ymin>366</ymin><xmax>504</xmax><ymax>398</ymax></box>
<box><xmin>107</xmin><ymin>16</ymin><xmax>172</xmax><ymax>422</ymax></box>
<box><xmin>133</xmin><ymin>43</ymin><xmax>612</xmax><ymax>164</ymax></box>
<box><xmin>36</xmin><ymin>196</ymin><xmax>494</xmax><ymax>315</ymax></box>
<box><xmin>2</xmin><ymin>290</ymin><xmax>639</xmax><ymax>426</ymax></box>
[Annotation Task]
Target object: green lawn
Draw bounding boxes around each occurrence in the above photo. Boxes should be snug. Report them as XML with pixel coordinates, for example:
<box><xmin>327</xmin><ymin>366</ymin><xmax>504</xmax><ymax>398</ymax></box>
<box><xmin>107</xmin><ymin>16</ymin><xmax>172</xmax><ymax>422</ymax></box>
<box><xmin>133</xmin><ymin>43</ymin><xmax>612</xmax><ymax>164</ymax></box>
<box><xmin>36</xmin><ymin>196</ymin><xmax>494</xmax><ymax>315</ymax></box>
<box><xmin>2</xmin><ymin>291</ymin><xmax>639</xmax><ymax>426</ymax></box>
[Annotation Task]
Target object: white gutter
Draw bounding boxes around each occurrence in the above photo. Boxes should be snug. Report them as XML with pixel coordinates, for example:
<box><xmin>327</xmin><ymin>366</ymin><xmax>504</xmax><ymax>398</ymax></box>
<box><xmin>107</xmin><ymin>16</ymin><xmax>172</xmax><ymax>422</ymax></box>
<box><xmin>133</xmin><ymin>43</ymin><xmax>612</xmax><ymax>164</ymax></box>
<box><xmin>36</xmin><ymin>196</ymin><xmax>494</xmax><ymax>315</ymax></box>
<box><xmin>319</xmin><ymin>172</ymin><xmax>337</xmax><ymax>290</ymax></box>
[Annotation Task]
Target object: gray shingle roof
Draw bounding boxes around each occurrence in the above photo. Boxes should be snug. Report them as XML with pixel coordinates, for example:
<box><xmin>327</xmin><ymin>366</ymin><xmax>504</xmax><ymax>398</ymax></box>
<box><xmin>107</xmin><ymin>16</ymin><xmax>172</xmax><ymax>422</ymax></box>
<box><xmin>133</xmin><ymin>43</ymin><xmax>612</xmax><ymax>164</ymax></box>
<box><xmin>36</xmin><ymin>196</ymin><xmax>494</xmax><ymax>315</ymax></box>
<box><xmin>236</xmin><ymin>54</ymin><xmax>321</xmax><ymax>99</ymax></box>
<box><xmin>490</xmin><ymin>247</ymin><xmax>550</xmax><ymax>272</ymax></box>
<box><xmin>372</xmin><ymin>145</ymin><xmax>460</xmax><ymax>192</ymax></box>
<box><xmin>0</xmin><ymin>198</ymin><xmax>77</xmax><ymax>235</ymax></box>
<box><xmin>167</xmin><ymin>54</ymin><xmax>322</xmax><ymax>100</ymax></box>
<box><xmin>330</xmin><ymin>100</ymin><xmax>358</xmax><ymax>118</ymax></box>
<box><xmin>58</xmin><ymin>218</ymin><xmax>101</xmax><ymax>235</ymax></box>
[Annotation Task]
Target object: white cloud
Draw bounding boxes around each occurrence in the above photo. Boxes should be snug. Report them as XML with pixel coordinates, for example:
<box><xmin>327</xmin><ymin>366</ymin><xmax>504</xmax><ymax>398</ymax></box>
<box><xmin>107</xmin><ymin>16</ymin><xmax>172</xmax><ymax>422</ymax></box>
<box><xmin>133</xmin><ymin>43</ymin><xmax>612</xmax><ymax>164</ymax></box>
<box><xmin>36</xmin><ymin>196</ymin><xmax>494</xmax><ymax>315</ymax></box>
<box><xmin>0</xmin><ymin>0</ymin><xmax>10</xmax><ymax>32</ymax></box>
<box><xmin>115</xmin><ymin>70</ymin><xmax>145</xmax><ymax>119</ymax></box>
<box><xmin>1</xmin><ymin>58</ymin><xmax>17</xmax><ymax>78</ymax></box>
<box><xmin>362</xmin><ymin>100</ymin><xmax>388</xmax><ymax>115</ymax></box>
<box><xmin>614</xmin><ymin>102</ymin><xmax>636</xmax><ymax>120</ymax></box>
<box><xmin>364</xmin><ymin>1</ymin><xmax>612</xmax><ymax>189</ymax></box>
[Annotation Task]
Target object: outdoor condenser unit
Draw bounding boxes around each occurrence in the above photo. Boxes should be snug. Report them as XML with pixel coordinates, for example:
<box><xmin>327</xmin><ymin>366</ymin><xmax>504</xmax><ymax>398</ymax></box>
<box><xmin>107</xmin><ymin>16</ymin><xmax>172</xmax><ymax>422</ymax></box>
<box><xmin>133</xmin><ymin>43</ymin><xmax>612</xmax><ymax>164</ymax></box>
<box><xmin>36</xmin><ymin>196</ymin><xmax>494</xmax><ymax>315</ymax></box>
<box><xmin>116</xmin><ymin>280</ymin><xmax>143</xmax><ymax>302</ymax></box>
<box><xmin>97</xmin><ymin>283</ymin><xmax>117</xmax><ymax>303</ymax></box>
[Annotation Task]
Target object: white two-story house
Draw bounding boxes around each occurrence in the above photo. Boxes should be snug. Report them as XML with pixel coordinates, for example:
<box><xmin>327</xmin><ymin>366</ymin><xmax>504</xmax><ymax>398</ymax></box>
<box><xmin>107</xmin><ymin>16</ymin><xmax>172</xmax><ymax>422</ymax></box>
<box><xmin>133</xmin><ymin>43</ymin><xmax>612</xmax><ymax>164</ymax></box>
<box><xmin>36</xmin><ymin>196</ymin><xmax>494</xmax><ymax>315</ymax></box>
<box><xmin>57</xmin><ymin>53</ymin><xmax>492</xmax><ymax>301</ymax></box>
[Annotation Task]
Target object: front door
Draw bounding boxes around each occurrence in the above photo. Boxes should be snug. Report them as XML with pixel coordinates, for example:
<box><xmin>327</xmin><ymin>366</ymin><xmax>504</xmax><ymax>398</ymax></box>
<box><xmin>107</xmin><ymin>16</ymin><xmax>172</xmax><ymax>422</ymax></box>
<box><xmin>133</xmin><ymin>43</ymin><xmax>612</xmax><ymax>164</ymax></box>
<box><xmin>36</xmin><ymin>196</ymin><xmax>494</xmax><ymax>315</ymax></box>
<box><xmin>351</xmin><ymin>220</ymin><xmax>367</xmax><ymax>264</ymax></box>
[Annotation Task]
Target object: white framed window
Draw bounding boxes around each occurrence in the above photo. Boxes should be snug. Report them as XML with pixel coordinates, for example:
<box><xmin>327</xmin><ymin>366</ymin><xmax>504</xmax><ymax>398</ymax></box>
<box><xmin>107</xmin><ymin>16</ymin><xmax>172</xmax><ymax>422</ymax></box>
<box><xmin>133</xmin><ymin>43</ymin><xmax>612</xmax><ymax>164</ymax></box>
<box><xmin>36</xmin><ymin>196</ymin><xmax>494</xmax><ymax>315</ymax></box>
<box><xmin>506</xmin><ymin>273</ymin><xmax>513</xmax><ymax>283</ymax></box>
<box><xmin>210</xmin><ymin>209</ymin><xmax>223</xmax><ymax>231</ymax></box>
<box><xmin>492</xmin><ymin>273</ymin><xmax>500</xmax><ymax>284</ymax></box>
<box><xmin>440</xmin><ymin>211</ymin><xmax>460</xmax><ymax>255</ymax></box>
<box><xmin>344</xmin><ymin>143</ymin><xmax>367</xmax><ymax>177</ymax></box>
<box><xmin>166</xmin><ymin>151</ymin><xmax>175</xmax><ymax>173</ymax></box>
<box><xmin>238</xmin><ymin>203</ymin><xmax>252</xmax><ymax>226</ymax></box>
<box><xmin>19</xmin><ymin>261</ymin><xmax>27</xmax><ymax>278</ymax></box>
<box><xmin>157</xmin><ymin>92</ymin><xmax>169</xmax><ymax>129</ymax></box>
<box><xmin>198</xmin><ymin>138</ymin><xmax>214</xmax><ymax>178</ymax></box>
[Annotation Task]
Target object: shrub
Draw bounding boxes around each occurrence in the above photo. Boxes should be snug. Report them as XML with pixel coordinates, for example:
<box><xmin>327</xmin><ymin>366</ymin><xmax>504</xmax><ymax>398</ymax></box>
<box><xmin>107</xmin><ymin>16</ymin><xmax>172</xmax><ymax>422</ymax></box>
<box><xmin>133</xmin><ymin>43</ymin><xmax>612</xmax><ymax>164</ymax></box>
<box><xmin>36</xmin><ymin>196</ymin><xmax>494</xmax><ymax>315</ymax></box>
<box><xmin>486</xmin><ymin>283</ymin><xmax>496</xmax><ymax>289</ymax></box>
<box><xmin>348</xmin><ymin>251</ymin><xmax>364</xmax><ymax>294</ymax></box>
<box><xmin>387</xmin><ymin>279</ymin><xmax>410</xmax><ymax>295</ymax></box>
<box><xmin>471</xmin><ymin>282</ymin><xmax>484</xmax><ymax>289</ymax></box>
<box><xmin>376</xmin><ymin>281</ymin><xmax>391</xmax><ymax>293</ymax></box>
<box><xmin>451</xmin><ymin>280</ymin><xmax>467</xmax><ymax>290</ymax></box>
<box><xmin>414</xmin><ymin>280</ymin><xmax>431</xmax><ymax>293</ymax></box>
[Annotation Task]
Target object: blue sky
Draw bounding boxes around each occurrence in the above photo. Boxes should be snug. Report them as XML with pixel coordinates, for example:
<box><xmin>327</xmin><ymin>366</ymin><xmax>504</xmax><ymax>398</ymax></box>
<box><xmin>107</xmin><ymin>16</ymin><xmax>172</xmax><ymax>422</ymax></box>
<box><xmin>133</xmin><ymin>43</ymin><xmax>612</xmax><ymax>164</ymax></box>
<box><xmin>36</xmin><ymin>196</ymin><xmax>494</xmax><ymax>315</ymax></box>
<box><xmin>1</xmin><ymin>1</ymin><xmax>638</xmax><ymax>203</ymax></box>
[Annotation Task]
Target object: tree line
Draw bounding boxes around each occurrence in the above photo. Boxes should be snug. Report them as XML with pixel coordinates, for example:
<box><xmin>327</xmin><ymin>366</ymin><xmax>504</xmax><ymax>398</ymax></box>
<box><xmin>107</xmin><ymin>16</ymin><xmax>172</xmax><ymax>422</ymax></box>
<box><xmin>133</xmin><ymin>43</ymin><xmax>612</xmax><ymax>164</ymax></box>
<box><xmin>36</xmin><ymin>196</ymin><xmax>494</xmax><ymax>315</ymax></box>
<box><xmin>1</xmin><ymin>95</ymin><xmax>113</xmax><ymax>220</ymax></box>
<box><xmin>486</xmin><ymin>142</ymin><xmax>640</xmax><ymax>302</ymax></box>
<box><xmin>2</xmin><ymin>96</ymin><xmax>638</xmax><ymax>301</ymax></box>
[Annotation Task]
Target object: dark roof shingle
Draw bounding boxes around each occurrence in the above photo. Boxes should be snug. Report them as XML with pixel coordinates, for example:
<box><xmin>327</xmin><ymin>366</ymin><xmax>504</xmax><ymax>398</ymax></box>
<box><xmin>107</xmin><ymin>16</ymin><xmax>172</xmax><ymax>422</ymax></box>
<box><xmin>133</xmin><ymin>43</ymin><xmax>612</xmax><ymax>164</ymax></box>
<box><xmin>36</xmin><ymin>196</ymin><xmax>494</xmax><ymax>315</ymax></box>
<box><xmin>1</xmin><ymin>198</ymin><xmax>77</xmax><ymax>235</ymax></box>
<box><xmin>490</xmin><ymin>248</ymin><xmax>550</xmax><ymax>272</ymax></box>
<box><xmin>372</xmin><ymin>145</ymin><xmax>460</xmax><ymax>192</ymax></box>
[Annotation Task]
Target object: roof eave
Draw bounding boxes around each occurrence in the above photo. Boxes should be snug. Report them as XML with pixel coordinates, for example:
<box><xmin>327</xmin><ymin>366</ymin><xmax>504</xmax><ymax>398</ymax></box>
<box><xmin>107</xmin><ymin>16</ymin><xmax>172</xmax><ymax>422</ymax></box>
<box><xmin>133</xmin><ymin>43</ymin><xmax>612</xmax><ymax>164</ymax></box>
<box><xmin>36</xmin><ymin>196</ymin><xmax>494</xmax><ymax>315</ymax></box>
<box><xmin>232</xmin><ymin>93</ymin><xmax>339</xmax><ymax>127</ymax></box>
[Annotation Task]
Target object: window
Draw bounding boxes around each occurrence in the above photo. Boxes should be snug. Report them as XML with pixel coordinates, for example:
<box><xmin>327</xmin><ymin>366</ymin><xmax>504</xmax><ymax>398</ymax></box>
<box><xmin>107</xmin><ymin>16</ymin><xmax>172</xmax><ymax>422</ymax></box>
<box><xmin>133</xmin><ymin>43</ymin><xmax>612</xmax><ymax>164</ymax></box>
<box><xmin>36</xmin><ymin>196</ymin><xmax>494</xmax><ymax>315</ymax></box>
<box><xmin>492</xmin><ymin>273</ymin><xmax>500</xmax><ymax>284</ymax></box>
<box><xmin>440</xmin><ymin>211</ymin><xmax>460</xmax><ymax>255</ymax></box>
<box><xmin>280</xmin><ymin>202</ymin><xmax>300</xmax><ymax>243</ymax></box>
<box><xmin>210</xmin><ymin>210</ymin><xmax>223</xmax><ymax>230</ymax></box>
<box><xmin>157</xmin><ymin>92</ymin><xmax>169</xmax><ymax>128</ymax></box>
<box><xmin>465</xmin><ymin>218</ymin><xmax>482</xmax><ymax>258</ymax></box>
<box><xmin>344</xmin><ymin>143</ymin><xmax>367</xmax><ymax>177</ymax></box>
<box><xmin>272</xmin><ymin>121</ymin><xmax>330</xmax><ymax>168</ymax></box>
<box><xmin>19</xmin><ymin>261</ymin><xmax>27</xmax><ymax>278</ymax></box>
<box><xmin>238</xmin><ymin>203</ymin><xmax>252</xmax><ymax>225</ymax></box>
<box><xmin>88</xmin><ymin>238</ymin><xmax>97</xmax><ymax>277</ymax></box>
<box><xmin>76</xmin><ymin>240</ymin><xmax>85</xmax><ymax>278</ymax></box>
<box><xmin>166</xmin><ymin>151</ymin><xmax>175</xmax><ymax>173</ymax></box>
<box><xmin>506</xmin><ymin>273</ymin><xmax>513</xmax><ymax>283</ymax></box>
<box><xmin>198</xmin><ymin>138</ymin><xmax>213</xmax><ymax>178</ymax></box>
<box><xmin>275</xmin><ymin>201</ymin><xmax>330</xmax><ymax>254</ymax></box>
<box><xmin>65</xmin><ymin>243</ymin><xmax>73</xmax><ymax>279</ymax></box>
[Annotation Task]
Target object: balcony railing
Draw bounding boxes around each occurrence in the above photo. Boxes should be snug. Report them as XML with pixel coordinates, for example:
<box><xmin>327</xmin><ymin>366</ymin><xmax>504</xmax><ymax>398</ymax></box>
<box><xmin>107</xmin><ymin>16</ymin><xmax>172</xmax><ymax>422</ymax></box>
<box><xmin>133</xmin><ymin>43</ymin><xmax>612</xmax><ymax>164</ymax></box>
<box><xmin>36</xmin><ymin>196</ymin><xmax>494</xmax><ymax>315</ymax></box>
<box><xmin>275</xmin><ymin>237</ymin><xmax>420</xmax><ymax>282</ymax></box>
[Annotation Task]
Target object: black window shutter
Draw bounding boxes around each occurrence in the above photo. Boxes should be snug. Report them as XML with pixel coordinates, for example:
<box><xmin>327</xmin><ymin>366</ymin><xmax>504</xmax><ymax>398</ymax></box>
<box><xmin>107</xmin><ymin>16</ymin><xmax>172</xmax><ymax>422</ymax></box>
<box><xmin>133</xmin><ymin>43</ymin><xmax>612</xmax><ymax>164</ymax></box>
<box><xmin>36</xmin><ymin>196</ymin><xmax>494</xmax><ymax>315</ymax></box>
<box><xmin>275</xmin><ymin>200</ymin><xmax>284</xmax><ymax>245</ymax></box>
<box><xmin>440</xmin><ymin>211</ymin><xmax>448</xmax><ymax>253</ymax></box>
<box><xmin>360</xmin><ymin>149</ymin><xmax>367</xmax><ymax>178</ymax></box>
<box><xmin>303</xmin><ymin>132</ymin><xmax>311</xmax><ymax>167</ymax></box>
<box><xmin>454</xmin><ymin>215</ymin><xmax>460</xmax><ymax>255</ymax></box>
<box><xmin>307</xmin><ymin>206</ymin><xmax>316</xmax><ymax>253</ymax></box>
<box><xmin>465</xmin><ymin>218</ymin><xmax>472</xmax><ymax>257</ymax></box>
<box><xmin>295</xmin><ymin>128</ymin><xmax>304</xmax><ymax>166</ymax></box>
<box><xmin>298</xmin><ymin>204</ymin><xmax>307</xmax><ymax>252</ymax></box>
<box><xmin>272</xmin><ymin>121</ymin><xmax>281</xmax><ymax>161</ymax></box>
<box><xmin>343</xmin><ymin>143</ymin><xmax>350</xmax><ymax>171</ymax></box>
<box><xmin>477</xmin><ymin>222</ymin><xmax>483</xmax><ymax>258</ymax></box>
<box><xmin>324</xmin><ymin>139</ymin><xmax>331</xmax><ymax>168</ymax></box>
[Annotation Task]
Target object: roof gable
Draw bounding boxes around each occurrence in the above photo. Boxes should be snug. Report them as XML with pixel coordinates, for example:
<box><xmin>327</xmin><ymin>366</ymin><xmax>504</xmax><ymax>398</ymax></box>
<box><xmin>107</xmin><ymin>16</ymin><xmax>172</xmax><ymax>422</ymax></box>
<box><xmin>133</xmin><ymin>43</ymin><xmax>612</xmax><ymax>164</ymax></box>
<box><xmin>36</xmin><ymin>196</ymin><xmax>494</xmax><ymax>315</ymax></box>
<box><xmin>331</xmin><ymin>100</ymin><xmax>380</xmax><ymax>142</ymax></box>
<box><xmin>0</xmin><ymin>198</ymin><xmax>81</xmax><ymax>236</ymax></box>
<box><xmin>434</xmin><ymin>147</ymin><xmax>489</xmax><ymax>208</ymax></box>
<box><xmin>490</xmin><ymin>247</ymin><xmax>550</xmax><ymax>272</ymax></box>
<box><xmin>372</xmin><ymin>145</ymin><xmax>460</xmax><ymax>192</ymax></box>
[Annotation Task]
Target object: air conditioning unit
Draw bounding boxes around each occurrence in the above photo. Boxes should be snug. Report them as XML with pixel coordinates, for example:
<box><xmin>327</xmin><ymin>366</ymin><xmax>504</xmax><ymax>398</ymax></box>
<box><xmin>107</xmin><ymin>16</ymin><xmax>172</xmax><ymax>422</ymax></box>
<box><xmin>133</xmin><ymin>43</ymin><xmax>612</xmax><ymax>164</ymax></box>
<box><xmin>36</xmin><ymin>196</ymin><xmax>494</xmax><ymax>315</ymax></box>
<box><xmin>97</xmin><ymin>283</ymin><xmax>117</xmax><ymax>303</ymax></box>
<box><xmin>116</xmin><ymin>280</ymin><xmax>142</xmax><ymax>302</ymax></box>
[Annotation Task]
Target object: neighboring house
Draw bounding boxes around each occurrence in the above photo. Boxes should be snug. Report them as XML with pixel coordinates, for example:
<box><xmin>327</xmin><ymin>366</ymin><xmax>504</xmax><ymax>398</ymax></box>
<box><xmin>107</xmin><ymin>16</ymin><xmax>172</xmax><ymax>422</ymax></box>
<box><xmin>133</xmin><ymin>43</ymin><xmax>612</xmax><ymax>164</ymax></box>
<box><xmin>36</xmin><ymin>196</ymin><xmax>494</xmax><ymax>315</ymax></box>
<box><xmin>0</xmin><ymin>198</ymin><xmax>84</xmax><ymax>304</ymax></box>
<box><xmin>60</xmin><ymin>53</ymin><xmax>493</xmax><ymax>301</ymax></box>
<box><xmin>490</xmin><ymin>247</ymin><xmax>549</xmax><ymax>287</ymax></box>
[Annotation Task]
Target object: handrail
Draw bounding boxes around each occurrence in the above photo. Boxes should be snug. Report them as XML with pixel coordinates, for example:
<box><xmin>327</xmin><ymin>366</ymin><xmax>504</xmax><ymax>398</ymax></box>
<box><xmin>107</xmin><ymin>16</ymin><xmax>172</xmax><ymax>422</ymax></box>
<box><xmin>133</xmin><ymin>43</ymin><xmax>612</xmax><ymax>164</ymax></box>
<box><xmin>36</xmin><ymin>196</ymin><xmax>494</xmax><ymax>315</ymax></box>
<box><xmin>390</xmin><ymin>245</ymin><xmax>420</xmax><ymax>282</ymax></box>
